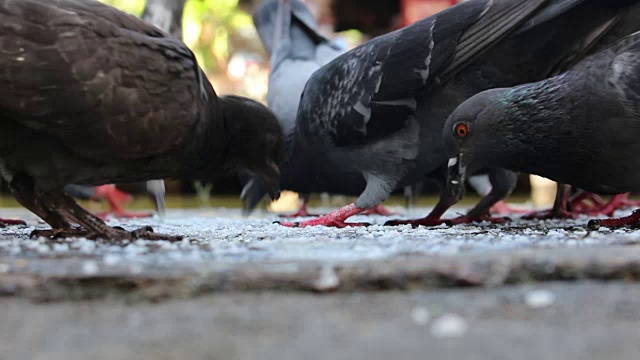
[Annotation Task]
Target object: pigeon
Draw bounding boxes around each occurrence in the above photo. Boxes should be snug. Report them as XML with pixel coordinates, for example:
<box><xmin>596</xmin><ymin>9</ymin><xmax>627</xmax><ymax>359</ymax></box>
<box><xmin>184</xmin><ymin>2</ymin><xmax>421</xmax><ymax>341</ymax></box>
<box><xmin>520</xmin><ymin>4</ymin><xmax>640</xmax><ymax>220</ymax></box>
<box><xmin>248</xmin><ymin>0</ymin><xmax>520</xmax><ymax>219</ymax></box>
<box><xmin>276</xmin><ymin>0</ymin><xmax>639</xmax><ymax>228</ymax></box>
<box><xmin>445</xmin><ymin>28</ymin><xmax>640</xmax><ymax>229</ymax></box>
<box><xmin>142</xmin><ymin>0</ymin><xmax>186</xmax><ymax>39</ymax></box>
<box><xmin>0</xmin><ymin>0</ymin><xmax>282</xmax><ymax>240</ymax></box>
<box><xmin>63</xmin><ymin>0</ymin><xmax>188</xmax><ymax>220</ymax></box>
<box><xmin>245</xmin><ymin>0</ymin><xmax>345</xmax><ymax>217</ymax></box>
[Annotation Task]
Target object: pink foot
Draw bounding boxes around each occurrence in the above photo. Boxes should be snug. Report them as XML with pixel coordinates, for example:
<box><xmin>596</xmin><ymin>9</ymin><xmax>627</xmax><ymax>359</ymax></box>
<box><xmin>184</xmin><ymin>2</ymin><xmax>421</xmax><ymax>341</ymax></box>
<box><xmin>0</xmin><ymin>218</ymin><xmax>27</xmax><ymax>227</ymax></box>
<box><xmin>276</xmin><ymin>204</ymin><xmax>369</xmax><ymax>228</ymax></box>
<box><xmin>489</xmin><ymin>201</ymin><xmax>529</xmax><ymax>215</ymax></box>
<box><xmin>93</xmin><ymin>185</ymin><xmax>152</xmax><ymax>220</ymax></box>
<box><xmin>362</xmin><ymin>204</ymin><xmax>394</xmax><ymax>216</ymax></box>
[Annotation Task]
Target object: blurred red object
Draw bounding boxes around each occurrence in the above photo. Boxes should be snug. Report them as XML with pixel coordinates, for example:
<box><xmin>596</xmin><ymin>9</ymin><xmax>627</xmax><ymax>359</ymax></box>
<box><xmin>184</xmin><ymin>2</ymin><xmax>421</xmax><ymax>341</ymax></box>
<box><xmin>401</xmin><ymin>0</ymin><xmax>458</xmax><ymax>27</ymax></box>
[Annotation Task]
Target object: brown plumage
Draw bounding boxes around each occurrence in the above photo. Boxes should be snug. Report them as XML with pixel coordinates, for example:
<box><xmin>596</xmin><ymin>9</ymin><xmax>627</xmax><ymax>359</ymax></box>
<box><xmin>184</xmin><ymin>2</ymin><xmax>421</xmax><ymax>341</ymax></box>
<box><xmin>0</xmin><ymin>0</ymin><xmax>281</xmax><ymax>240</ymax></box>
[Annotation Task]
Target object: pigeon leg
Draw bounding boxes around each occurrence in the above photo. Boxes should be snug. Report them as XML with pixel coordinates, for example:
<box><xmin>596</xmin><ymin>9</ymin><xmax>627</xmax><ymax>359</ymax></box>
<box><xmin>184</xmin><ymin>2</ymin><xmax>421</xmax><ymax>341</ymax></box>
<box><xmin>279</xmin><ymin>195</ymin><xmax>322</xmax><ymax>218</ymax></box>
<box><xmin>93</xmin><ymin>185</ymin><xmax>153</xmax><ymax>219</ymax></box>
<box><xmin>588</xmin><ymin>209</ymin><xmax>640</xmax><ymax>230</ymax></box>
<box><xmin>43</xmin><ymin>191</ymin><xmax>182</xmax><ymax>241</ymax></box>
<box><xmin>489</xmin><ymin>200</ymin><xmax>529</xmax><ymax>215</ymax></box>
<box><xmin>362</xmin><ymin>204</ymin><xmax>395</xmax><ymax>216</ymax></box>
<box><xmin>276</xmin><ymin>203</ymin><xmax>369</xmax><ymax>228</ymax></box>
<box><xmin>0</xmin><ymin>218</ymin><xmax>27</xmax><ymax>227</ymax></box>
<box><xmin>10</xmin><ymin>175</ymin><xmax>73</xmax><ymax>232</ymax></box>
<box><xmin>523</xmin><ymin>184</ymin><xmax>577</xmax><ymax>219</ymax></box>
<box><xmin>385</xmin><ymin>194</ymin><xmax>456</xmax><ymax>227</ymax></box>
<box><xmin>569</xmin><ymin>190</ymin><xmax>607</xmax><ymax>213</ymax></box>
<box><xmin>446</xmin><ymin>168</ymin><xmax>515</xmax><ymax>225</ymax></box>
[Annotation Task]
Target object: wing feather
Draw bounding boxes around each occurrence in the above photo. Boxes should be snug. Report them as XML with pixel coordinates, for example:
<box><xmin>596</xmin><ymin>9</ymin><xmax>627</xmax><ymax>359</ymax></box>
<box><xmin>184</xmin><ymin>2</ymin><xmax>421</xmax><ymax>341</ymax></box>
<box><xmin>297</xmin><ymin>0</ymin><xmax>548</xmax><ymax>147</ymax></box>
<box><xmin>0</xmin><ymin>0</ymin><xmax>205</xmax><ymax>161</ymax></box>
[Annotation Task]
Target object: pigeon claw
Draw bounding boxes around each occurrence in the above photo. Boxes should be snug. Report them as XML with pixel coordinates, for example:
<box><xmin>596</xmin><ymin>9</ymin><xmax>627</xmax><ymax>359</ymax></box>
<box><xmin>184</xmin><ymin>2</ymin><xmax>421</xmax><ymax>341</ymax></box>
<box><xmin>489</xmin><ymin>201</ymin><xmax>529</xmax><ymax>215</ymax></box>
<box><xmin>522</xmin><ymin>208</ymin><xmax>577</xmax><ymax>220</ymax></box>
<box><xmin>587</xmin><ymin>219</ymin><xmax>602</xmax><ymax>230</ymax></box>
<box><xmin>385</xmin><ymin>216</ymin><xmax>449</xmax><ymax>228</ymax></box>
<box><xmin>277</xmin><ymin>219</ymin><xmax>369</xmax><ymax>228</ymax></box>
<box><xmin>585</xmin><ymin>209</ymin><xmax>640</xmax><ymax>230</ymax></box>
<box><xmin>0</xmin><ymin>218</ymin><xmax>27</xmax><ymax>228</ymax></box>
<box><xmin>362</xmin><ymin>205</ymin><xmax>395</xmax><ymax>216</ymax></box>
<box><xmin>447</xmin><ymin>215</ymin><xmax>511</xmax><ymax>226</ymax></box>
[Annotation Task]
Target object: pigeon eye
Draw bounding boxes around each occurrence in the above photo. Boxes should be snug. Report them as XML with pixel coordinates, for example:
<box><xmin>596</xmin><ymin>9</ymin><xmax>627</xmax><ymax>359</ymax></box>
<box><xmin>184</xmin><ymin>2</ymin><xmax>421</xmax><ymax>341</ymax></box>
<box><xmin>454</xmin><ymin>122</ymin><xmax>469</xmax><ymax>138</ymax></box>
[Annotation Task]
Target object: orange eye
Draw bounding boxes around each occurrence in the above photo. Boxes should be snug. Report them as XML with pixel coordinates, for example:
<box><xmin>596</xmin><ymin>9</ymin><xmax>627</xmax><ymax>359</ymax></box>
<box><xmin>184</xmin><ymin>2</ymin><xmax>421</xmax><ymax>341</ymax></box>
<box><xmin>454</xmin><ymin>123</ymin><xmax>469</xmax><ymax>138</ymax></box>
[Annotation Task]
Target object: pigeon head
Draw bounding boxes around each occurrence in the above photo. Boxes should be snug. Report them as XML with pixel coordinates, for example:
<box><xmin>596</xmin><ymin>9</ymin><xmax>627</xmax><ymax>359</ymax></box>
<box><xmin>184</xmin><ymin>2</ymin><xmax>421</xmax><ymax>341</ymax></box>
<box><xmin>442</xmin><ymin>88</ymin><xmax>515</xmax><ymax>201</ymax></box>
<box><xmin>220</xmin><ymin>95</ymin><xmax>282</xmax><ymax>201</ymax></box>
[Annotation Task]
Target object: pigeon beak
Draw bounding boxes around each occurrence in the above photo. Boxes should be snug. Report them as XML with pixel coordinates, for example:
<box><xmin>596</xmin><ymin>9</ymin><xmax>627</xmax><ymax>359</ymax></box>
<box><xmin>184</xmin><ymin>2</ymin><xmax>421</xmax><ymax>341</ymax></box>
<box><xmin>252</xmin><ymin>160</ymin><xmax>281</xmax><ymax>201</ymax></box>
<box><xmin>264</xmin><ymin>159</ymin><xmax>282</xmax><ymax>201</ymax></box>
<box><xmin>240</xmin><ymin>178</ymin><xmax>260</xmax><ymax>216</ymax></box>
<box><xmin>146</xmin><ymin>180</ymin><xmax>166</xmax><ymax>219</ymax></box>
<box><xmin>447</xmin><ymin>154</ymin><xmax>466</xmax><ymax>201</ymax></box>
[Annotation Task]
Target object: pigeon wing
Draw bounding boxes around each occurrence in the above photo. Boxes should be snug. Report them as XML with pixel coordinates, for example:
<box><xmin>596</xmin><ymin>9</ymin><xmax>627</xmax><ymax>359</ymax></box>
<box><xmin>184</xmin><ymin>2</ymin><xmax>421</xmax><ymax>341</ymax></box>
<box><xmin>297</xmin><ymin>0</ymin><xmax>548</xmax><ymax>147</ymax></box>
<box><xmin>0</xmin><ymin>0</ymin><xmax>207</xmax><ymax>161</ymax></box>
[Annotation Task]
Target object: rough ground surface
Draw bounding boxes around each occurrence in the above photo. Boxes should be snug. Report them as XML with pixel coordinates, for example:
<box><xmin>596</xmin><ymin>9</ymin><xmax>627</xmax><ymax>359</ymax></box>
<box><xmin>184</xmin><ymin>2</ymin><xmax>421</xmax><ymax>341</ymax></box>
<box><xmin>2</xmin><ymin>282</ymin><xmax>640</xmax><ymax>360</ymax></box>
<box><xmin>3</xmin><ymin>207</ymin><xmax>640</xmax><ymax>359</ymax></box>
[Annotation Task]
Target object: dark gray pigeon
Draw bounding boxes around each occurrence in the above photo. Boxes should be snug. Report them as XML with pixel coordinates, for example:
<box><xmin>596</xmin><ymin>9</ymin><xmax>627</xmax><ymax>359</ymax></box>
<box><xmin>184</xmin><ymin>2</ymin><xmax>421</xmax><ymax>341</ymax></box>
<box><xmin>0</xmin><ymin>0</ymin><xmax>282</xmax><ymax>240</ymax></box>
<box><xmin>445</xmin><ymin>29</ymin><xmax>640</xmax><ymax>229</ymax></box>
<box><xmin>63</xmin><ymin>0</ymin><xmax>188</xmax><ymax>220</ymax></box>
<box><xmin>276</xmin><ymin>0</ymin><xmax>639</xmax><ymax>228</ymax></box>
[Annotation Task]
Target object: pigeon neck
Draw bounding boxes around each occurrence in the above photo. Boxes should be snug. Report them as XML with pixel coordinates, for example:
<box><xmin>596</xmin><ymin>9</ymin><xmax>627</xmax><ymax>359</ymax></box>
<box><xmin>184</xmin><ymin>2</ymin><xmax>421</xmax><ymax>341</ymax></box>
<box><xmin>482</xmin><ymin>75</ymin><xmax>586</xmax><ymax>173</ymax></box>
<box><xmin>183</xmin><ymin>88</ymin><xmax>228</xmax><ymax>180</ymax></box>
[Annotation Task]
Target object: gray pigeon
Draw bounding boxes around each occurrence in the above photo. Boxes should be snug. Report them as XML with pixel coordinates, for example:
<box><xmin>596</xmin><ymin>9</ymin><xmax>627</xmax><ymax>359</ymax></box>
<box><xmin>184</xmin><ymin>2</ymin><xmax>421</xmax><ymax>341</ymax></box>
<box><xmin>248</xmin><ymin>0</ymin><xmax>523</xmax><ymax>219</ymax></box>
<box><xmin>245</xmin><ymin>0</ymin><xmax>345</xmax><ymax>216</ymax></box>
<box><xmin>276</xmin><ymin>0</ymin><xmax>638</xmax><ymax>228</ymax></box>
<box><xmin>445</xmin><ymin>29</ymin><xmax>640</xmax><ymax>229</ymax></box>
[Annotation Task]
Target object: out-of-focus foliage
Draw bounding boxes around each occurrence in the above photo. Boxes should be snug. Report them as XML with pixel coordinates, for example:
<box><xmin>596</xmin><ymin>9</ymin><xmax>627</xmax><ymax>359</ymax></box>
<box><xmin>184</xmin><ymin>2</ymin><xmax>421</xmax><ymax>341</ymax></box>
<box><xmin>99</xmin><ymin>0</ymin><xmax>258</xmax><ymax>76</ymax></box>
<box><xmin>97</xmin><ymin>0</ymin><xmax>360</xmax><ymax>100</ymax></box>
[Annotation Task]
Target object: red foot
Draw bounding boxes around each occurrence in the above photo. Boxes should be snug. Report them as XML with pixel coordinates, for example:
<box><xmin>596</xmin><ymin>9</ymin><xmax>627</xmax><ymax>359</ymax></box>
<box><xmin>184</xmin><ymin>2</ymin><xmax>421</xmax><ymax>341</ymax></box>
<box><xmin>362</xmin><ymin>204</ymin><xmax>394</xmax><ymax>216</ymax></box>
<box><xmin>94</xmin><ymin>185</ymin><xmax>131</xmax><ymax>204</ymax></box>
<box><xmin>277</xmin><ymin>203</ymin><xmax>369</xmax><ymax>228</ymax></box>
<box><xmin>93</xmin><ymin>185</ymin><xmax>152</xmax><ymax>220</ymax></box>
<box><xmin>279</xmin><ymin>202</ymin><xmax>321</xmax><ymax>218</ymax></box>
<box><xmin>588</xmin><ymin>209</ymin><xmax>640</xmax><ymax>230</ymax></box>
<box><xmin>489</xmin><ymin>201</ymin><xmax>529</xmax><ymax>215</ymax></box>
<box><xmin>578</xmin><ymin>193</ymin><xmax>640</xmax><ymax>217</ymax></box>
<box><xmin>0</xmin><ymin>218</ymin><xmax>27</xmax><ymax>227</ymax></box>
